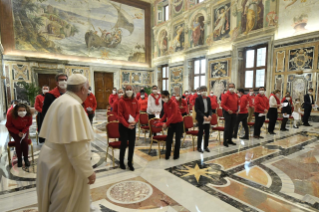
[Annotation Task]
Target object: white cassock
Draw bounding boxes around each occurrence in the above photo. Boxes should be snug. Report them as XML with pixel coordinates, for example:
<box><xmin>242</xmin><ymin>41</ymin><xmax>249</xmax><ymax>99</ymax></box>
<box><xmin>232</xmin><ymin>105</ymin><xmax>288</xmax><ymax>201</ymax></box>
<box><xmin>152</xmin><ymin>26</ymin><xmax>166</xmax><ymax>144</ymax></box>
<box><xmin>37</xmin><ymin>91</ymin><xmax>94</xmax><ymax>212</ymax></box>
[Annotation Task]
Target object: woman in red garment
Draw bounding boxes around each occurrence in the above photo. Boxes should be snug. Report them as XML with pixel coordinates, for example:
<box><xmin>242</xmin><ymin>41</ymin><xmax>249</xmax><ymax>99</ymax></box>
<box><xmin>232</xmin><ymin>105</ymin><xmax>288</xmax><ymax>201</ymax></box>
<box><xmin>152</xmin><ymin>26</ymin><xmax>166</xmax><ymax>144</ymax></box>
<box><xmin>209</xmin><ymin>90</ymin><xmax>218</xmax><ymax>113</ymax></box>
<box><xmin>6</xmin><ymin>103</ymin><xmax>32</xmax><ymax>167</ymax></box>
<box><xmin>118</xmin><ymin>85</ymin><xmax>140</xmax><ymax>171</ymax></box>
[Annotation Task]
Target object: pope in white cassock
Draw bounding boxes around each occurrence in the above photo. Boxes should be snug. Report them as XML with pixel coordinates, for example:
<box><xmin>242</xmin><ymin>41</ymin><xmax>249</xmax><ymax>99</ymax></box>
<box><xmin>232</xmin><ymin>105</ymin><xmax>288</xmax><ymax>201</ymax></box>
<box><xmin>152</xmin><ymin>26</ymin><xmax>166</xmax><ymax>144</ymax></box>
<box><xmin>37</xmin><ymin>74</ymin><xmax>96</xmax><ymax>212</ymax></box>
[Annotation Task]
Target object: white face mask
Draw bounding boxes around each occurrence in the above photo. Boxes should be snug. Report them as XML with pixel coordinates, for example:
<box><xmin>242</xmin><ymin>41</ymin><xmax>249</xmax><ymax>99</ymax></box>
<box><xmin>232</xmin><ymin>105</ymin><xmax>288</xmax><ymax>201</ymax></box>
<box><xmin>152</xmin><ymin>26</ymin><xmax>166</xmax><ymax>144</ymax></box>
<box><xmin>286</xmin><ymin>97</ymin><xmax>290</xmax><ymax>101</ymax></box>
<box><xmin>175</xmin><ymin>97</ymin><xmax>180</xmax><ymax>101</ymax></box>
<box><xmin>296</xmin><ymin>101</ymin><xmax>300</xmax><ymax>103</ymax></box>
<box><xmin>173</xmin><ymin>94</ymin><xmax>176</xmax><ymax>97</ymax></box>
<box><xmin>201</xmin><ymin>92</ymin><xmax>207</xmax><ymax>96</ymax></box>
<box><xmin>43</xmin><ymin>89</ymin><xmax>49</xmax><ymax>94</ymax></box>
<box><xmin>259</xmin><ymin>90</ymin><xmax>265</xmax><ymax>95</ymax></box>
<box><xmin>210</xmin><ymin>93</ymin><xmax>214</xmax><ymax>96</ymax></box>
<box><xmin>141</xmin><ymin>95</ymin><xmax>145</xmax><ymax>99</ymax></box>
<box><xmin>88</xmin><ymin>90</ymin><xmax>92</xmax><ymax>94</ymax></box>
<box><xmin>238</xmin><ymin>94</ymin><xmax>241</xmax><ymax>97</ymax></box>
<box><xmin>191</xmin><ymin>92</ymin><xmax>194</xmax><ymax>95</ymax></box>
<box><xmin>112</xmin><ymin>90</ymin><xmax>117</xmax><ymax>95</ymax></box>
<box><xmin>185</xmin><ymin>93</ymin><xmax>188</xmax><ymax>95</ymax></box>
<box><xmin>276</xmin><ymin>94</ymin><xmax>280</xmax><ymax>97</ymax></box>
<box><xmin>250</xmin><ymin>92</ymin><xmax>254</xmax><ymax>96</ymax></box>
<box><xmin>152</xmin><ymin>90</ymin><xmax>158</xmax><ymax>94</ymax></box>
<box><xmin>229</xmin><ymin>88</ymin><xmax>234</xmax><ymax>93</ymax></box>
<box><xmin>309</xmin><ymin>92</ymin><xmax>312</xmax><ymax>95</ymax></box>
<box><xmin>163</xmin><ymin>98</ymin><xmax>169</xmax><ymax>103</ymax></box>
<box><xmin>126</xmin><ymin>90</ymin><xmax>133</xmax><ymax>97</ymax></box>
<box><xmin>58</xmin><ymin>81</ymin><xmax>67</xmax><ymax>89</ymax></box>
<box><xmin>118</xmin><ymin>93</ymin><xmax>124</xmax><ymax>97</ymax></box>
<box><xmin>197</xmin><ymin>92</ymin><xmax>201</xmax><ymax>95</ymax></box>
<box><xmin>18</xmin><ymin>111</ymin><xmax>27</xmax><ymax>118</ymax></box>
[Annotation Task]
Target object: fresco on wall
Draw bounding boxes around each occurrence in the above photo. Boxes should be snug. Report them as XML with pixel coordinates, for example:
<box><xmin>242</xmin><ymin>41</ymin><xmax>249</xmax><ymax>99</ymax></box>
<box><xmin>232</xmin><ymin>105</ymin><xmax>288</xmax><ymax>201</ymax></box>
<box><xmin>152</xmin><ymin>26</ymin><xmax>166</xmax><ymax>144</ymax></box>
<box><xmin>276</xmin><ymin>51</ymin><xmax>285</xmax><ymax>73</ymax></box>
<box><xmin>172</xmin><ymin>0</ymin><xmax>184</xmax><ymax>17</ymax></box>
<box><xmin>172</xmin><ymin>23</ymin><xmax>185</xmax><ymax>52</ymax></box>
<box><xmin>12</xmin><ymin>0</ymin><xmax>146</xmax><ymax>62</ymax></box>
<box><xmin>288</xmin><ymin>47</ymin><xmax>314</xmax><ymax>71</ymax></box>
<box><xmin>131</xmin><ymin>72</ymin><xmax>142</xmax><ymax>84</ymax></box>
<box><xmin>266</xmin><ymin>11</ymin><xmax>278</xmax><ymax>27</ymax></box>
<box><xmin>190</xmin><ymin>14</ymin><xmax>205</xmax><ymax>47</ymax></box>
<box><xmin>274</xmin><ymin>74</ymin><xmax>283</xmax><ymax>99</ymax></box>
<box><xmin>121</xmin><ymin>71</ymin><xmax>130</xmax><ymax>84</ymax></box>
<box><xmin>240</xmin><ymin>0</ymin><xmax>264</xmax><ymax>35</ymax></box>
<box><xmin>213</xmin><ymin>3</ymin><xmax>231</xmax><ymax>41</ymax></box>
<box><xmin>170</xmin><ymin>66</ymin><xmax>183</xmax><ymax>83</ymax></box>
<box><xmin>210</xmin><ymin>61</ymin><xmax>228</xmax><ymax>78</ymax></box>
<box><xmin>170</xmin><ymin>83</ymin><xmax>183</xmax><ymax>95</ymax></box>
<box><xmin>277</xmin><ymin>0</ymin><xmax>319</xmax><ymax>39</ymax></box>
<box><xmin>12</xmin><ymin>65</ymin><xmax>29</xmax><ymax>81</ymax></box>
<box><xmin>210</xmin><ymin>79</ymin><xmax>228</xmax><ymax>99</ymax></box>
<box><xmin>142</xmin><ymin>72</ymin><xmax>151</xmax><ymax>85</ymax></box>
<box><xmin>158</xmin><ymin>29</ymin><xmax>168</xmax><ymax>57</ymax></box>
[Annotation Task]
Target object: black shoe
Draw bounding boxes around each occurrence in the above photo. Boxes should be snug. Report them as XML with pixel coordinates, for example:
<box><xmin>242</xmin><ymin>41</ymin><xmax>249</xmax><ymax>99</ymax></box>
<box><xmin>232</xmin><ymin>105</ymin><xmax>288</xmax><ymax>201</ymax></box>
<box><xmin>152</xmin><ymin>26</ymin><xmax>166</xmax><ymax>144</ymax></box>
<box><xmin>17</xmin><ymin>158</ymin><xmax>22</xmax><ymax>167</ymax></box>
<box><xmin>293</xmin><ymin>126</ymin><xmax>299</xmax><ymax>129</ymax></box>
<box><xmin>204</xmin><ymin>148</ymin><xmax>210</xmax><ymax>152</ymax></box>
<box><xmin>240</xmin><ymin>136</ymin><xmax>249</xmax><ymax>140</ymax></box>
<box><xmin>173</xmin><ymin>156</ymin><xmax>179</xmax><ymax>160</ymax></box>
<box><xmin>197</xmin><ymin>148</ymin><xmax>203</xmax><ymax>153</ymax></box>
<box><xmin>304</xmin><ymin>123</ymin><xmax>311</xmax><ymax>126</ymax></box>
<box><xmin>228</xmin><ymin>141</ymin><xmax>236</xmax><ymax>145</ymax></box>
<box><xmin>259</xmin><ymin>136</ymin><xmax>264</xmax><ymax>139</ymax></box>
<box><xmin>165</xmin><ymin>156</ymin><xmax>170</xmax><ymax>160</ymax></box>
<box><xmin>253</xmin><ymin>136</ymin><xmax>259</xmax><ymax>139</ymax></box>
<box><xmin>232</xmin><ymin>135</ymin><xmax>236</xmax><ymax>139</ymax></box>
<box><xmin>128</xmin><ymin>163</ymin><xmax>134</xmax><ymax>171</ymax></box>
<box><xmin>223</xmin><ymin>142</ymin><xmax>229</xmax><ymax>147</ymax></box>
<box><xmin>120</xmin><ymin>163</ymin><xmax>126</xmax><ymax>170</ymax></box>
<box><xmin>24</xmin><ymin>158</ymin><xmax>30</xmax><ymax>167</ymax></box>
<box><xmin>280</xmin><ymin>129</ymin><xmax>288</xmax><ymax>131</ymax></box>
<box><xmin>269</xmin><ymin>132</ymin><xmax>276</xmax><ymax>135</ymax></box>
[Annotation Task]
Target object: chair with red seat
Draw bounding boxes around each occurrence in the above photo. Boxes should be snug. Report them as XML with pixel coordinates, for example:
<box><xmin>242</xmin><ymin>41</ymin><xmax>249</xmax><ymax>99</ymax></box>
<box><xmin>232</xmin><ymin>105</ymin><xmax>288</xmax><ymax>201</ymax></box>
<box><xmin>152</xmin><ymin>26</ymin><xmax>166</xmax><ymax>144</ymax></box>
<box><xmin>210</xmin><ymin>114</ymin><xmax>225</xmax><ymax>144</ymax></box>
<box><xmin>217</xmin><ymin>108</ymin><xmax>224</xmax><ymax>126</ymax></box>
<box><xmin>181</xmin><ymin>115</ymin><xmax>198</xmax><ymax>150</ymax></box>
<box><xmin>7</xmin><ymin>135</ymin><xmax>35</xmax><ymax>166</ymax></box>
<box><xmin>149</xmin><ymin>118</ymin><xmax>167</xmax><ymax>159</ymax></box>
<box><xmin>107</xmin><ymin>114</ymin><xmax>118</xmax><ymax>122</ymax></box>
<box><xmin>106</xmin><ymin>121</ymin><xmax>128</xmax><ymax>167</ymax></box>
<box><xmin>138</xmin><ymin>112</ymin><xmax>149</xmax><ymax>141</ymax></box>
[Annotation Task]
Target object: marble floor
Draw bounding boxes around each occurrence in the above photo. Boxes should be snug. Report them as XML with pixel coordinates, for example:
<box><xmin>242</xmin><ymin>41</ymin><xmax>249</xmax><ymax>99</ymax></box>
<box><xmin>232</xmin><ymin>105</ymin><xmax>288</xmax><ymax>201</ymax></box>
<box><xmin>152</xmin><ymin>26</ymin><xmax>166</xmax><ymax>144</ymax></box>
<box><xmin>1</xmin><ymin>111</ymin><xmax>319</xmax><ymax>212</ymax></box>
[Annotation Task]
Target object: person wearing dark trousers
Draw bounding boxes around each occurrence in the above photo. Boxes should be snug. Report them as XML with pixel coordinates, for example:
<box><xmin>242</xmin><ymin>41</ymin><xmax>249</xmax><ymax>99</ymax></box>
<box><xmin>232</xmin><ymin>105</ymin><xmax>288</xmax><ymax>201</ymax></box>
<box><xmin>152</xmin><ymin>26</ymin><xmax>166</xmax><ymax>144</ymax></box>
<box><xmin>267</xmin><ymin>90</ymin><xmax>280</xmax><ymax>134</ymax></box>
<box><xmin>233</xmin><ymin>89</ymin><xmax>249</xmax><ymax>139</ymax></box>
<box><xmin>34</xmin><ymin>85</ymin><xmax>49</xmax><ymax>136</ymax></box>
<box><xmin>160</xmin><ymin>91</ymin><xmax>183</xmax><ymax>160</ymax></box>
<box><xmin>281</xmin><ymin>94</ymin><xmax>292</xmax><ymax>131</ymax></box>
<box><xmin>195</xmin><ymin>86</ymin><xmax>213</xmax><ymax>153</ymax></box>
<box><xmin>83</xmin><ymin>87</ymin><xmax>97</xmax><ymax>125</ymax></box>
<box><xmin>209</xmin><ymin>90</ymin><xmax>218</xmax><ymax>113</ymax></box>
<box><xmin>253</xmin><ymin>87</ymin><xmax>269</xmax><ymax>139</ymax></box>
<box><xmin>118</xmin><ymin>85</ymin><xmax>140</xmax><ymax>171</ymax></box>
<box><xmin>221</xmin><ymin>83</ymin><xmax>238</xmax><ymax>147</ymax></box>
<box><xmin>303</xmin><ymin>88</ymin><xmax>314</xmax><ymax>126</ymax></box>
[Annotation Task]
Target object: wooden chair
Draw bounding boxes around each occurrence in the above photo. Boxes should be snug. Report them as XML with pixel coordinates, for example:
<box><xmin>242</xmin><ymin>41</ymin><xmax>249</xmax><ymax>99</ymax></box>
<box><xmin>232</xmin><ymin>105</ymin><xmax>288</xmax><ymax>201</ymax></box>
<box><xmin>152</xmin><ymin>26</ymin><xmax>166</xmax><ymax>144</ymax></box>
<box><xmin>217</xmin><ymin>108</ymin><xmax>224</xmax><ymax>126</ymax></box>
<box><xmin>181</xmin><ymin>115</ymin><xmax>197</xmax><ymax>150</ymax></box>
<box><xmin>210</xmin><ymin>114</ymin><xmax>225</xmax><ymax>144</ymax></box>
<box><xmin>7</xmin><ymin>134</ymin><xmax>35</xmax><ymax>166</ymax></box>
<box><xmin>107</xmin><ymin>114</ymin><xmax>118</xmax><ymax>122</ymax></box>
<box><xmin>149</xmin><ymin>118</ymin><xmax>167</xmax><ymax>159</ymax></box>
<box><xmin>106</xmin><ymin>121</ymin><xmax>129</xmax><ymax>167</ymax></box>
<box><xmin>138</xmin><ymin>112</ymin><xmax>149</xmax><ymax>141</ymax></box>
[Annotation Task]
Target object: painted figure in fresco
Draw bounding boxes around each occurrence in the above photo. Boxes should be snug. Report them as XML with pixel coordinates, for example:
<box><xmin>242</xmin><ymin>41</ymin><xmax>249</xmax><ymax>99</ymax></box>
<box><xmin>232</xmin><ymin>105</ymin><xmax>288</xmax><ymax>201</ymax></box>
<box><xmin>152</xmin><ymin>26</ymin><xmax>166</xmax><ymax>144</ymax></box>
<box><xmin>159</xmin><ymin>30</ymin><xmax>168</xmax><ymax>56</ymax></box>
<box><xmin>173</xmin><ymin>0</ymin><xmax>184</xmax><ymax>13</ymax></box>
<box><xmin>172</xmin><ymin>25</ymin><xmax>184</xmax><ymax>52</ymax></box>
<box><xmin>292</xmin><ymin>14</ymin><xmax>309</xmax><ymax>36</ymax></box>
<box><xmin>241</xmin><ymin>0</ymin><xmax>264</xmax><ymax>35</ymax></box>
<box><xmin>192</xmin><ymin>16</ymin><xmax>205</xmax><ymax>47</ymax></box>
<box><xmin>266</xmin><ymin>11</ymin><xmax>278</xmax><ymax>27</ymax></box>
<box><xmin>213</xmin><ymin>6</ymin><xmax>230</xmax><ymax>39</ymax></box>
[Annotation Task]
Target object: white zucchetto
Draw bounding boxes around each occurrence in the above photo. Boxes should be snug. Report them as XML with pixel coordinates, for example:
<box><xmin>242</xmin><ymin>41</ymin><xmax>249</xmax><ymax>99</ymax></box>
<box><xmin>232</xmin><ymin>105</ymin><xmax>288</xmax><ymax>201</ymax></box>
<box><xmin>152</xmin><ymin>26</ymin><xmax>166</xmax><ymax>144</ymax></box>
<box><xmin>67</xmin><ymin>74</ymin><xmax>87</xmax><ymax>85</ymax></box>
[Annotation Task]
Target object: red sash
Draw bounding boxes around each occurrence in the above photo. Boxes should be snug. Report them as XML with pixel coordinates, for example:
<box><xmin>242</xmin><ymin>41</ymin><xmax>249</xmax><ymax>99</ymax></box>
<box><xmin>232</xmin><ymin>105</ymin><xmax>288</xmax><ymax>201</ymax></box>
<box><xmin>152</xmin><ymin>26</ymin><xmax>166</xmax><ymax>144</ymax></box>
<box><xmin>151</xmin><ymin>93</ymin><xmax>161</xmax><ymax>105</ymax></box>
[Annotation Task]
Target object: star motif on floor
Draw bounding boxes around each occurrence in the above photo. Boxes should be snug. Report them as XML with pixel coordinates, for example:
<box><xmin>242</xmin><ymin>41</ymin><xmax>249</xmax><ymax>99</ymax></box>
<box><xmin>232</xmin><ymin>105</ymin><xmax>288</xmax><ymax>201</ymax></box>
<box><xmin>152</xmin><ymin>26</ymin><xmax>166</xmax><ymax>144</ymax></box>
<box><xmin>180</xmin><ymin>164</ymin><xmax>221</xmax><ymax>183</ymax></box>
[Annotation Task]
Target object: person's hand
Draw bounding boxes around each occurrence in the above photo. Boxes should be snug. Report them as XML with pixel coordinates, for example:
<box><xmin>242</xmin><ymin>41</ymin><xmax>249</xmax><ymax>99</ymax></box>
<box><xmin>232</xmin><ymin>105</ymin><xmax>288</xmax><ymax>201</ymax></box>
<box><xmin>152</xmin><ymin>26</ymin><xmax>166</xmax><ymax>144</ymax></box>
<box><xmin>208</xmin><ymin>116</ymin><xmax>212</xmax><ymax>121</ymax></box>
<box><xmin>88</xmin><ymin>172</ymin><xmax>96</xmax><ymax>185</ymax></box>
<box><xmin>312</xmin><ymin>104</ymin><xmax>315</xmax><ymax>107</ymax></box>
<box><xmin>130</xmin><ymin>121</ymin><xmax>136</xmax><ymax>125</ymax></box>
<box><xmin>128</xmin><ymin>124</ymin><xmax>135</xmax><ymax>129</ymax></box>
<box><xmin>163</xmin><ymin>123</ymin><xmax>167</xmax><ymax>129</ymax></box>
<box><xmin>18</xmin><ymin>132</ymin><xmax>24</xmax><ymax>137</ymax></box>
<box><xmin>264</xmin><ymin>109</ymin><xmax>268</xmax><ymax>113</ymax></box>
<box><xmin>204</xmin><ymin>116</ymin><xmax>208</xmax><ymax>121</ymax></box>
<box><xmin>284</xmin><ymin>113</ymin><xmax>287</xmax><ymax>116</ymax></box>
<box><xmin>228</xmin><ymin>110</ymin><xmax>233</xmax><ymax>114</ymax></box>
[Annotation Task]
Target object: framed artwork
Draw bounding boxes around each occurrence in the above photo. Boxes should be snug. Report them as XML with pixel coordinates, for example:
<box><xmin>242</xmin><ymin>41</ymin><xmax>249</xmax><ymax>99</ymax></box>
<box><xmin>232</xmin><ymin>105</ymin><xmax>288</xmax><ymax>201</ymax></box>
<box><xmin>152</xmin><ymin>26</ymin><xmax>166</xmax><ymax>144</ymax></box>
<box><xmin>170</xmin><ymin>83</ymin><xmax>183</xmax><ymax>95</ymax></box>
<box><xmin>210</xmin><ymin>61</ymin><xmax>228</xmax><ymax>78</ymax></box>
<box><xmin>212</xmin><ymin>2</ymin><xmax>231</xmax><ymax>41</ymax></box>
<box><xmin>274</xmin><ymin>75</ymin><xmax>283</xmax><ymax>99</ymax></box>
<box><xmin>190</xmin><ymin>14</ymin><xmax>205</xmax><ymax>47</ymax></box>
<box><xmin>12</xmin><ymin>64</ymin><xmax>29</xmax><ymax>81</ymax></box>
<box><xmin>276</xmin><ymin>51</ymin><xmax>285</xmax><ymax>73</ymax></box>
<box><xmin>131</xmin><ymin>72</ymin><xmax>142</xmax><ymax>84</ymax></box>
<box><xmin>287</xmin><ymin>74</ymin><xmax>312</xmax><ymax>104</ymax></box>
<box><xmin>121</xmin><ymin>71</ymin><xmax>130</xmax><ymax>84</ymax></box>
<box><xmin>288</xmin><ymin>47</ymin><xmax>314</xmax><ymax>71</ymax></box>
<box><xmin>171</xmin><ymin>23</ymin><xmax>185</xmax><ymax>52</ymax></box>
<box><xmin>210</xmin><ymin>79</ymin><xmax>228</xmax><ymax>99</ymax></box>
<box><xmin>170</xmin><ymin>66</ymin><xmax>183</xmax><ymax>83</ymax></box>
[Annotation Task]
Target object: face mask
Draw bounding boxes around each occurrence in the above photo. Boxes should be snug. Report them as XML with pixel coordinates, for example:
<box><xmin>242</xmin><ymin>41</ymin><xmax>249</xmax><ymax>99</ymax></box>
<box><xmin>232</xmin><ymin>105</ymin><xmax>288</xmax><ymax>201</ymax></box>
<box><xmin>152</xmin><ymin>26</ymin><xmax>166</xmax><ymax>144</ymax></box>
<box><xmin>259</xmin><ymin>91</ymin><xmax>265</xmax><ymax>95</ymax></box>
<box><xmin>152</xmin><ymin>90</ymin><xmax>157</xmax><ymax>94</ymax></box>
<box><xmin>18</xmin><ymin>111</ymin><xmax>27</xmax><ymax>118</ymax></box>
<box><xmin>176</xmin><ymin>97</ymin><xmax>180</xmax><ymax>101</ymax></box>
<box><xmin>126</xmin><ymin>90</ymin><xmax>133</xmax><ymax>97</ymax></box>
<box><xmin>201</xmin><ymin>92</ymin><xmax>207</xmax><ymax>96</ymax></box>
<box><xmin>210</xmin><ymin>93</ymin><xmax>214</xmax><ymax>96</ymax></box>
<box><xmin>173</xmin><ymin>94</ymin><xmax>176</xmax><ymax>97</ymax></box>
<box><xmin>58</xmin><ymin>81</ymin><xmax>67</xmax><ymax>89</ymax></box>
<box><xmin>13</xmin><ymin>104</ymin><xmax>16</xmax><ymax>108</ymax></box>
<box><xmin>43</xmin><ymin>89</ymin><xmax>49</xmax><ymax>94</ymax></box>
<box><xmin>185</xmin><ymin>93</ymin><xmax>188</xmax><ymax>95</ymax></box>
<box><xmin>118</xmin><ymin>93</ymin><xmax>124</xmax><ymax>97</ymax></box>
<box><xmin>296</xmin><ymin>101</ymin><xmax>300</xmax><ymax>103</ymax></box>
<box><xmin>229</xmin><ymin>88</ymin><xmax>234</xmax><ymax>93</ymax></box>
<box><xmin>112</xmin><ymin>90</ymin><xmax>117</xmax><ymax>95</ymax></box>
<box><xmin>286</xmin><ymin>97</ymin><xmax>290</xmax><ymax>101</ymax></box>
<box><xmin>163</xmin><ymin>98</ymin><xmax>169</xmax><ymax>103</ymax></box>
<box><xmin>141</xmin><ymin>95</ymin><xmax>145</xmax><ymax>99</ymax></box>
<box><xmin>197</xmin><ymin>92</ymin><xmax>201</xmax><ymax>95</ymax></box>
<box><xmin>250</xmin><ymin>92</ymin><xmax>254</xmax><ymax>96</ymax></box>
<box><xmin>88</xmin><ymin>90</ymin><xmax>92</xmax><ymax>94</ymax></box>
<box><xmin>276</xmin><ymin>94</ymin><xmax>280</xmax><ymax>97</ymax></box>
<box><xmin>157</xmin><ymin>91</ymin><xmax>161</xmax><ymax>94</ymax></box>
<box><xmin>238</xmin><ymin>94</ymin><xmax>241</xmax><ymax>97</ymax></box>
<box><xmin>191</xmin><ymin>93</ymin><xmax>194</xmax><ymax>95</ymax></box>
<box><xmin>309</xmin><ymin>92</ymin><xmax>312</xmax><ymax>95</ymax></box>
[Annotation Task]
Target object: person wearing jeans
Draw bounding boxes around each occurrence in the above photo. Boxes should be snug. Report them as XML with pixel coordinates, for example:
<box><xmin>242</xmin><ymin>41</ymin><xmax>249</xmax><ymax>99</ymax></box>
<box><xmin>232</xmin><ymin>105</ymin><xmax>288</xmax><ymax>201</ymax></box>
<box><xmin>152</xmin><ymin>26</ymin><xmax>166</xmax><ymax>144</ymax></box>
<box><xmin>195</xmin><ymin>86</ymin><xmax>212</xmax><ymax>153</ymax></box>
<box><xmin>253</xmin><ymin>87</ymin><xmax>269</xmax><ymax>139</ymax></box>
<box><xmin>233</xmin><ymin>89</ymin><xmax>249</xmax><ymax>140</ymax></box>
<box><xmin>118</xmin><ymin>85</ymin><xmax>140</xmax><ymax>171</ymax></box>
<box><xmin>221</xmin><ymin>83</ymin><xmax>239</xmax><ymax>147</ymax></box>
<box><xmin>160</xmin><ymin>91</ymin><xmax>183</xmax><ymax>160</ymax></box>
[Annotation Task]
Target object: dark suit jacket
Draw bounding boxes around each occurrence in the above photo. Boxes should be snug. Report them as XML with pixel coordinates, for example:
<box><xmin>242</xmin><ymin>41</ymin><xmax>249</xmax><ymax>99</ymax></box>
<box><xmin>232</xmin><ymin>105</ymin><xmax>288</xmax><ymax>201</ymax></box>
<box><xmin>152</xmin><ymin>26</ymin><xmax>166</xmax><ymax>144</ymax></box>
<box><xmin>195</xmin><ymin>95</ymin><xmax>212</xmax><ymax>122</ymax></box>
<box><xmin>304</xmin><ymin>94</ymin><xmax>314</xmax><ymax>109</ymax></box>
<box><xmin>281</xmin><ymin>100</ymin><xmax>292</xmax><ymax>115</ymax></box>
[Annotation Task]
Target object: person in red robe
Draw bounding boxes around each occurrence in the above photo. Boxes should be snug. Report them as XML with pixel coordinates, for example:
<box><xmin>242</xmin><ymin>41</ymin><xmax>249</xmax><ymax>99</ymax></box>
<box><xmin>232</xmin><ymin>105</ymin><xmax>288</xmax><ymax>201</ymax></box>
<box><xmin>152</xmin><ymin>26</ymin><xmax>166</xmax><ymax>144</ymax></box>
<box><xmin>109</xmin><ymin>87</ymin><xmax>118</xmax><ymax>110</ymax></box>
<box><xmin>83</xmin><ymin>87</ymin><xmax>97</xmax><ymax>125</ymax></box>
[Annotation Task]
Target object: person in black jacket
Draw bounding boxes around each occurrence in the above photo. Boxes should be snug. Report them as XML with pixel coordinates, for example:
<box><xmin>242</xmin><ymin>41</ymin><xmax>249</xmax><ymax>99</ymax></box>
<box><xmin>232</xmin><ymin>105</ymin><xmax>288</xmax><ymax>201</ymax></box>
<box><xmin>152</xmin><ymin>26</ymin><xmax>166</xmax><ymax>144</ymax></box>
<box><xmin>303</xmin><ymin>88</ymin><xmax>314</xmax><ymax>126</ymax></box>
<box><xmin>195</xmin><ymin>86</ymin><xmax>212</xmax><ymax>153</ymax></box>
<box><xmin>281</xmin><ymin>94</ymin><xmax>292</xmax><ymax>131</ymax></box>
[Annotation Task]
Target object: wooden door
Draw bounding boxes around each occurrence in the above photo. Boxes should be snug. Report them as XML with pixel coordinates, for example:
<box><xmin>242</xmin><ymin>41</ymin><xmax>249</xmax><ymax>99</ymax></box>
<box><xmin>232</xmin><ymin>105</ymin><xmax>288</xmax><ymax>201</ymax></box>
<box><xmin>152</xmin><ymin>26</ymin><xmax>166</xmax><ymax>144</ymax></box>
<box><xmin>94</xmin><ymin>72</ymin><xmax>113</xmax><ymax>109</ymax></box>
<box><xmin>38</xmin><ymin>74</ymin><xmax>56</xmax><ymax>94</ymax></box>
